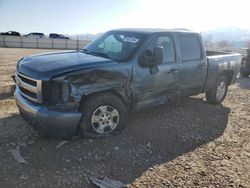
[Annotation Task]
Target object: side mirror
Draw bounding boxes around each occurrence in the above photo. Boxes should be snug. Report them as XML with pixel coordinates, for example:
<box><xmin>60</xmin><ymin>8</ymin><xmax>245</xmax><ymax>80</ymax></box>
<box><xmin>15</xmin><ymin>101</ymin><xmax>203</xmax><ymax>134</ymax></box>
<box><xmin>139</xmin><ymin>46</ymin><xmax>164</xmax><ymax>67</ymax></box>
<box><xmin>153</xmin><ymin>46</ymin><xmax>164</xmax><ymax>65</ymax></box>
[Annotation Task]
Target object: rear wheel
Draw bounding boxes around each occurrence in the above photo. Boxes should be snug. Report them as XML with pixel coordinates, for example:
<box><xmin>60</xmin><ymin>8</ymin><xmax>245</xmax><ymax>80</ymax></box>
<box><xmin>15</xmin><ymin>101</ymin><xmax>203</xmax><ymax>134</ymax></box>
<box><xmin>79</xmin><ymin>93</ymin><xmax>128</xmax><ymax>138</ymax></box>
<box><xmin>206</xmin><ymin>76</ymin><xmax>228</xmax><ymax>105</ymax></box>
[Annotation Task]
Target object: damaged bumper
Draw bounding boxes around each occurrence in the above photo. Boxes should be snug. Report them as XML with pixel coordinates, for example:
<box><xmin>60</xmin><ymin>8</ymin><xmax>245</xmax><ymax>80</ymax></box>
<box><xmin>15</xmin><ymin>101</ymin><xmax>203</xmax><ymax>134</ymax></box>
<box><xmin>15</xmin><ymin>88</ymin><xmax>82</xmax><ymax>138</ymax></box>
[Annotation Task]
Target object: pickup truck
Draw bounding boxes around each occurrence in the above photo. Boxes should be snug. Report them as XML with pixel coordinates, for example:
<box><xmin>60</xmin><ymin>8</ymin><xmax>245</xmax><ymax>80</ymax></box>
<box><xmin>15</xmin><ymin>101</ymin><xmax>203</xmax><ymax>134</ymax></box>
<box><xmin>15</xmin><ymin>29</ymin><xmax>241</xmax><ymax>138</ymax></box>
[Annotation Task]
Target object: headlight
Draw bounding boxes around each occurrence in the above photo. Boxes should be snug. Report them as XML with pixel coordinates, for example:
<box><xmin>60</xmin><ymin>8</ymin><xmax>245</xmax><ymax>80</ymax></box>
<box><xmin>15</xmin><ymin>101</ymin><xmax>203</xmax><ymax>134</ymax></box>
<box><xmin>62</xmin><ymin>81</ymin><xmax>70</xmax><ymax>102</ymax></box>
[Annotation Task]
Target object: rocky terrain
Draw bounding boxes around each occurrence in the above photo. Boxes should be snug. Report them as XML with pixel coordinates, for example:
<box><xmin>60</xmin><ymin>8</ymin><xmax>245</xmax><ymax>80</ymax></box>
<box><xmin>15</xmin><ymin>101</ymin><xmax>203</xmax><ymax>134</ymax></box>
<box><xmin>0</xmin><ymin>48</ymin><xmax>249</xmax><ymax>188</ymax></box>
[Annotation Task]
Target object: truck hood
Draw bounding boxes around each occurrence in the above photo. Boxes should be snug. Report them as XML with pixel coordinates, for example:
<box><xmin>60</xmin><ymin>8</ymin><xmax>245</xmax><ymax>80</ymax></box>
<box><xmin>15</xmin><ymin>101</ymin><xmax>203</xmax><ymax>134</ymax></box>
<box><xmin>18</xmin><ymin>51</ymin><xmax>117</xmax><ymax>80</ymax></box>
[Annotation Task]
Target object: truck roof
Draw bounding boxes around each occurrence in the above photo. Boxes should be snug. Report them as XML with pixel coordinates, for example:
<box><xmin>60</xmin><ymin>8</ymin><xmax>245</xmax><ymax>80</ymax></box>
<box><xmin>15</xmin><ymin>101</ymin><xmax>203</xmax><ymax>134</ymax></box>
<box><xmin>110</xmin><ymin>28</ymin><xmax>197</xmax><ymax>35</ymax></box>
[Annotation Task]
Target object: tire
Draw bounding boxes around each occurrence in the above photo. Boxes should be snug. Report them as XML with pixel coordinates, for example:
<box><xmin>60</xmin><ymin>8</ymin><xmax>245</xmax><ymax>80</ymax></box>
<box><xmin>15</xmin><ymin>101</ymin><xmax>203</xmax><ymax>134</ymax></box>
<box><xmin>240</xmin><ymin>72</ymin><xmax>249</xmax><ymax>78</ymax></box>
<box><xmin>79</xmin><ymin>92</ymin><xmax>128</xmax><ymax>138</ymax></box>
<box><xmin>206</xmin><ymin>76</ymin><xmax>228</xmax><ymax>105</ymax></box>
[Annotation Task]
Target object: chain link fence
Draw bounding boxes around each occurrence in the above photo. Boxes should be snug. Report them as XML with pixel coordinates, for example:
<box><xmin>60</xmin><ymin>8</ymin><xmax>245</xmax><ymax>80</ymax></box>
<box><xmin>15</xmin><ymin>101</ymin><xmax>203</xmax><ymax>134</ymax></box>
<box><xmin>0</xmin><ymin>35</ymin><xmax>91</xmax><ymax>50</ymax></box>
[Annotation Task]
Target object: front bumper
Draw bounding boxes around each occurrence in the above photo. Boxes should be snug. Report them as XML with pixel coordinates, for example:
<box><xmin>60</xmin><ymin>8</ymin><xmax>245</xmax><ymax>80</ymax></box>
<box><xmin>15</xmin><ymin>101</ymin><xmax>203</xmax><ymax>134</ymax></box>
<box><xmin>15</xmin><ymin>88</ymin><xmax>82</xmax><ymax>138</ymax></box>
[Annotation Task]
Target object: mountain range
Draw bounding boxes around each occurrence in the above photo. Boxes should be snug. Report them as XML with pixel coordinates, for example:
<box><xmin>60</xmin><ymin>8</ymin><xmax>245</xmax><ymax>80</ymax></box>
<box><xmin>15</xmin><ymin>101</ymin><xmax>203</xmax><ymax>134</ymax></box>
<box><xmin>201</xmin><ymin>27</ymin><xmax>250</xmax><ymax>48</ymax></box>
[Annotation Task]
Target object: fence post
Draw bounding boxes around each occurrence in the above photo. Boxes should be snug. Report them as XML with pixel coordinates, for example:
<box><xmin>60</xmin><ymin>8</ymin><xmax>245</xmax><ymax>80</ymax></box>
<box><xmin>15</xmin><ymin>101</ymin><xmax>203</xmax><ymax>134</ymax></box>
<box><xmin>36</xmin><ymin>38</ymin><xmax>38</xmax><ymax>48</ymax></box>
<box><xmin>52</xmin><ymin>38</ymin><xmax>54</xmax><ymax>49</ymax></box>
<box><xmin>3</xmin><ymin>35</ymin><xmax>6</xmax><ymax>47</ymax></box>
<box><xmin>20</xmin><ymin>36</ymin><xmax>23</xmax><ymax>48</ymax></box>
<box><xmin>77</xmin><ymin>35</ymin><xmax>79</xmax><ymax>50</ymax></box>
<box><xmin>66</xmin><ymin>39</ymin><xmax>67</xmax><ymax>49</ymax></box>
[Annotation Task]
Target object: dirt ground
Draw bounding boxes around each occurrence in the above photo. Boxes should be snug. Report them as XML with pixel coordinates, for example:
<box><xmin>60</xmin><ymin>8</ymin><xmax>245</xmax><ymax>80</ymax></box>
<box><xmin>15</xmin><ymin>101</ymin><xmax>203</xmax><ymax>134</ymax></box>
<box><xmin>0</xmin><ymin>48</ymin><xmax>249</xmax><ymax>188</ymax></box>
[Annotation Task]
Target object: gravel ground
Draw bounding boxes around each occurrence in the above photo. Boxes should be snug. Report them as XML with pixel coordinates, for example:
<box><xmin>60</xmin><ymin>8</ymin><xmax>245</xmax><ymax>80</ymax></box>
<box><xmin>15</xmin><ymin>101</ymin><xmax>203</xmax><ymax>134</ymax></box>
<box><xmin>0</xmin><ymin>48</ymin><xmax>249</xmax><ymax>188</ymax></box>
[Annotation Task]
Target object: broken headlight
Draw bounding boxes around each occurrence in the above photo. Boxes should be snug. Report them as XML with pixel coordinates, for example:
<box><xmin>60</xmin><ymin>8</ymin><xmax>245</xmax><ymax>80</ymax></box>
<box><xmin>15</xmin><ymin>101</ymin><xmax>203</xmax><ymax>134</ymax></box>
<box><xmin>61</xmin><ymin>81</ymin><xmax>70</xmax><ymax>102</ymax></box>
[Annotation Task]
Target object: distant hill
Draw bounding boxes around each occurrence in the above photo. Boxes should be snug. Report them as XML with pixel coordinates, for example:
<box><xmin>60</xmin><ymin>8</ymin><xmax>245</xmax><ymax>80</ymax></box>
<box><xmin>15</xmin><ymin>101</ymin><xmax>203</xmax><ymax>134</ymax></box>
<box><xmin>202</xmin><ymin>27</ymin><xmax>250</xmax><ymax>48</ymax></box>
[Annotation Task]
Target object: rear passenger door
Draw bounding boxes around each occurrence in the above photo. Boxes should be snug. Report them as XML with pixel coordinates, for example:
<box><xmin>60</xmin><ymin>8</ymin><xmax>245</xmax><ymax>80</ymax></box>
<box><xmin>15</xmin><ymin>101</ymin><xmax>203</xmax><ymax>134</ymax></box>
<box><xmin>177</xmin><ymin>34</ymin><xmax>207</xmax><ymax>96</ymax></box>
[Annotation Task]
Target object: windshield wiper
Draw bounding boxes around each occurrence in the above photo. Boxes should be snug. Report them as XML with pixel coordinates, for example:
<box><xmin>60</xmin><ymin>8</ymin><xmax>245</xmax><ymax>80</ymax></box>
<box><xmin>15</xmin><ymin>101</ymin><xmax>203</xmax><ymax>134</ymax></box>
<box><xmin>81</xmin><ymin>49</ymin><xmax>111</xmax><ymax>59</ymax></box>
<box><xmin>88</xmin><ymin>51</ymin><xmax>110</xmax><ymax>59</ymax></box>
<box><xmin>81</xmin><ymin>49</ymin><xmax>89</xmax><ymax>54</ymax></box>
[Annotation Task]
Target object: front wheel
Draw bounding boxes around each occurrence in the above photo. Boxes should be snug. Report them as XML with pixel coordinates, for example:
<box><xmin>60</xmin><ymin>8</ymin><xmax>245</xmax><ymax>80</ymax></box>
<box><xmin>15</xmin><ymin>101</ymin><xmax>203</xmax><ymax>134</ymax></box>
<box><xmin>206</xmin><ymin>76</ymin><xmax>228</xmax><ymax>105</ymax></box>
<box><xmin>79</xmin><ymin>93</ymin><xmax>128</xmax><ymax>138</ymax></box>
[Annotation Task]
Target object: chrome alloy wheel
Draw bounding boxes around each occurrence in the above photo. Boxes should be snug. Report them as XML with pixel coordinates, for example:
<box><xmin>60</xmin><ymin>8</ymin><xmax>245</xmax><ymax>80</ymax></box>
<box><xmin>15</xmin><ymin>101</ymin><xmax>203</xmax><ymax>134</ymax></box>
<box><xmin>91</xmin><ymin>105</ymin><xmax>119</xmax><ymax>134</ymax></box>
<box><xmin>216</xmin><ymin>81</ymin><xmax>226</xmax><ymax>101</ymax></box>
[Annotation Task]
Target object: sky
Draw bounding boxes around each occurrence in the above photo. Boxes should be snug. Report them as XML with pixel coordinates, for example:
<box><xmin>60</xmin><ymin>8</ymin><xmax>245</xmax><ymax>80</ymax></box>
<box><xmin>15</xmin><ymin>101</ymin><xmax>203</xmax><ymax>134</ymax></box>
<box><xmin>0</xmin><ymin>0</ymin><xmax>249</xmax><ymax>35</ymax></box>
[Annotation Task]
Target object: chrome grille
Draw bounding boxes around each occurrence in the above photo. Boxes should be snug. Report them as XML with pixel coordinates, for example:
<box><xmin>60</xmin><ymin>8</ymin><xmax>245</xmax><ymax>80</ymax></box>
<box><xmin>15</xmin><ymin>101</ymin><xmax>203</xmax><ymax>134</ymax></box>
<box><xmin>15</xmin><ymin>72</ymin><xmax>42</xmax><ymax>103</ymax></box>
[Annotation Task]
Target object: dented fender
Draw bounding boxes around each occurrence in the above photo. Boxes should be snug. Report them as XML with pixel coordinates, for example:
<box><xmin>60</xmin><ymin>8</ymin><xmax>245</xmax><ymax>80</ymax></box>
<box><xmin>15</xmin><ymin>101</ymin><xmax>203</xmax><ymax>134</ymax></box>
<box><xmin>53</xmin><ymin>63</ymin><xmax>133</xmax><ymax>105</ymax></box>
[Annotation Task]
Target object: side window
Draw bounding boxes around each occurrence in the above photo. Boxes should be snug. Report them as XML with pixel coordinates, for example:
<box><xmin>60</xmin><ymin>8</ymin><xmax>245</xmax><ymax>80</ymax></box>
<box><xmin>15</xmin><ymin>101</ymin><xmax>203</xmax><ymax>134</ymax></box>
<box><xmin>156</xmin><ymin>36</ymin><xmax>175</xmax><ymax>63</ymax></box>
<box><xmin>180</xmin><ymin>35</ymin><xmax>202</xmax><ymax>61</ymax></box>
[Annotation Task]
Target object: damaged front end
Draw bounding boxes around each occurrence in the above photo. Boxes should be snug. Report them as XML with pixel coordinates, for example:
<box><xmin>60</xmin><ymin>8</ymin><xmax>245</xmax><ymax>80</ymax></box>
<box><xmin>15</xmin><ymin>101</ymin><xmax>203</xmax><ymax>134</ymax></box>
<box><xmin>42</xmin><ymin>79</ymin><xmax>80</xmax><ymax>112</ymax></box>
<box><xmin>15</xmin><ymin>76</ymin><xmax>82</xmax><ymax>139</ymax></box>
<box><xmin>15</xmin><ymin>59</ymin><xmax>131</xmax><ymax>138</ymax></box>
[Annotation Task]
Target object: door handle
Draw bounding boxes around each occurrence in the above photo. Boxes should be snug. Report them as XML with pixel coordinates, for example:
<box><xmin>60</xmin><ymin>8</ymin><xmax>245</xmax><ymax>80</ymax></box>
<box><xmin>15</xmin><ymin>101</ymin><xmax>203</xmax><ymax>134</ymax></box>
<box><xmin>166</xmin><ymin>69</ymin><xmax>178</xmax><ymax>74</ymax></box>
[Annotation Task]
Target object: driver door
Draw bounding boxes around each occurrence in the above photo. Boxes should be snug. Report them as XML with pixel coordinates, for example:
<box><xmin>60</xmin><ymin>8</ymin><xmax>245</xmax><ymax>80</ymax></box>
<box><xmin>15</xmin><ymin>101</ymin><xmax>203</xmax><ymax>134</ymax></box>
<box><xmin>133</xmin><ymin>34</ymin><xmax>180</xmax><ymax>110</ymax></box>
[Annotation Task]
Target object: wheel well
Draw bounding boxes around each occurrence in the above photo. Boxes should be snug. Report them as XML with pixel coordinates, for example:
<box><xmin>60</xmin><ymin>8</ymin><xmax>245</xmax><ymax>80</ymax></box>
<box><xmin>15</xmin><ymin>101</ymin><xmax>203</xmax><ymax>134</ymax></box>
<box><xmin>220</xmin><ymin>70</ymin><xmax>234</xmax><ymax>84</ymax></box>
<box><xmin>78</xmin><ymin>90</ymin><xmax>129</xmax><ymax>112</ymax></box>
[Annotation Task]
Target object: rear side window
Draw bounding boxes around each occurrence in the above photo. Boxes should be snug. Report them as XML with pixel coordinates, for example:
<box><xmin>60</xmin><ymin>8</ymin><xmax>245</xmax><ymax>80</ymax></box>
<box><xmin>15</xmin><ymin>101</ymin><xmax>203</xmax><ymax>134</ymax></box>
<box><xmin>180</xmin><ymin>35</ymin><xmax>202</xmax><ymax>61</ymax></box>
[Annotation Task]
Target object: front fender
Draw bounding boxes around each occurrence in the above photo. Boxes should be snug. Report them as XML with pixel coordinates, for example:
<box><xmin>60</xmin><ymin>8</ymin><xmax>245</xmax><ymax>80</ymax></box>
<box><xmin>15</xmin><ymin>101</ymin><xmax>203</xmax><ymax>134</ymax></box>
<box><xmin>63</xmin><ymin>64</ymin><xmax>132</xmax><ymax>104</ymax></box>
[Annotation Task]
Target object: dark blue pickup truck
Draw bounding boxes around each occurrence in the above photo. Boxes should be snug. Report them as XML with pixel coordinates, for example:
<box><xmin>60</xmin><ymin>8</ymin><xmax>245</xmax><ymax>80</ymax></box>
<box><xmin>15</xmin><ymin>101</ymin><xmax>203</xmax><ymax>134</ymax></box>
<box><xmin>15</xmin><ymin>29</ymin><xmax>241</xmax><ymax>138</ymax></box>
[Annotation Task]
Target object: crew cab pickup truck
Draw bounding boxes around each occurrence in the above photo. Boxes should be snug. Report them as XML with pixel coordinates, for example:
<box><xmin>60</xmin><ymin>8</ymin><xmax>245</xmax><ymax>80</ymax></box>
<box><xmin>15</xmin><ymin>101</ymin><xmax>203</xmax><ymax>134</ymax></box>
<box><xmin>15</xmin><ymin>29</ymin><xmax>241</xmax><ymax>138</ymax></box>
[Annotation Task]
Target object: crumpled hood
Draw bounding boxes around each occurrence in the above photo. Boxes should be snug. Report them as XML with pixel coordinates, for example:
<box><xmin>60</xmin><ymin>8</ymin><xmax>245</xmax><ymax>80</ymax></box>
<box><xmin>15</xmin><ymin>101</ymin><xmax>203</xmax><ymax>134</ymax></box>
<box><xmin>18</xmin><ymin>51</ymin><xmax>117</xmax><ymax>80</ymax></box>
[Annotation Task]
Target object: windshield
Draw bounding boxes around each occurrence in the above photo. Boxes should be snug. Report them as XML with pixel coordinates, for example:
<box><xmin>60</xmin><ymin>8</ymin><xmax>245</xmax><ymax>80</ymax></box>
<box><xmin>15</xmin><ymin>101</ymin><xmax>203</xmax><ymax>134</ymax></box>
<box><xmin>83</xmin><ymin>31</ymin><xmax>145</xmax><ymax>61</ymax></box>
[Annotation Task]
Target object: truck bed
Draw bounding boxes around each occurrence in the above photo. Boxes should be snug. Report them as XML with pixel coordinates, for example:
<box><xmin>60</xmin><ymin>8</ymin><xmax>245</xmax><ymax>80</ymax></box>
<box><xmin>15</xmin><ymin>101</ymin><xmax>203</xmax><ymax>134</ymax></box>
<box><xmin>206</xmin><ymin>50</ymin><xmax>232</xmax><ymax>56</ymax></box>
<box><xmin>203</xmin><ymin>51</ymin><xmax>241</xmax><ymax>92</ymax></box>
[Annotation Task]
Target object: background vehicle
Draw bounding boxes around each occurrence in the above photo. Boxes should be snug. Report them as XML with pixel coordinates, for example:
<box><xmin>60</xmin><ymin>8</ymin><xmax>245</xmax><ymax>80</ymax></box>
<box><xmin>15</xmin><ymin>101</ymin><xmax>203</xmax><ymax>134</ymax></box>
<box><xmin>24</xmin><ymin>32</ymin><xmax>45</xmax><ymax>38</ymax></box>
<box><xmin>15</xmin><ymin>29</ymin><xmax>241</xmax><ymax>138</ymax></box>
<box><xmin>0</xmin><ymin>31</ymin><xmax>21</xmax><ymax>36</ymax></box>
<box><xmin>240</xmin><ymin>49</ymin><xmax>250</xmax><ymax>77</ymax></box>
<box><xmin>49</xmin><ymin>33</ymin><xmax>69</xmax><ymax>39</ymax></box>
